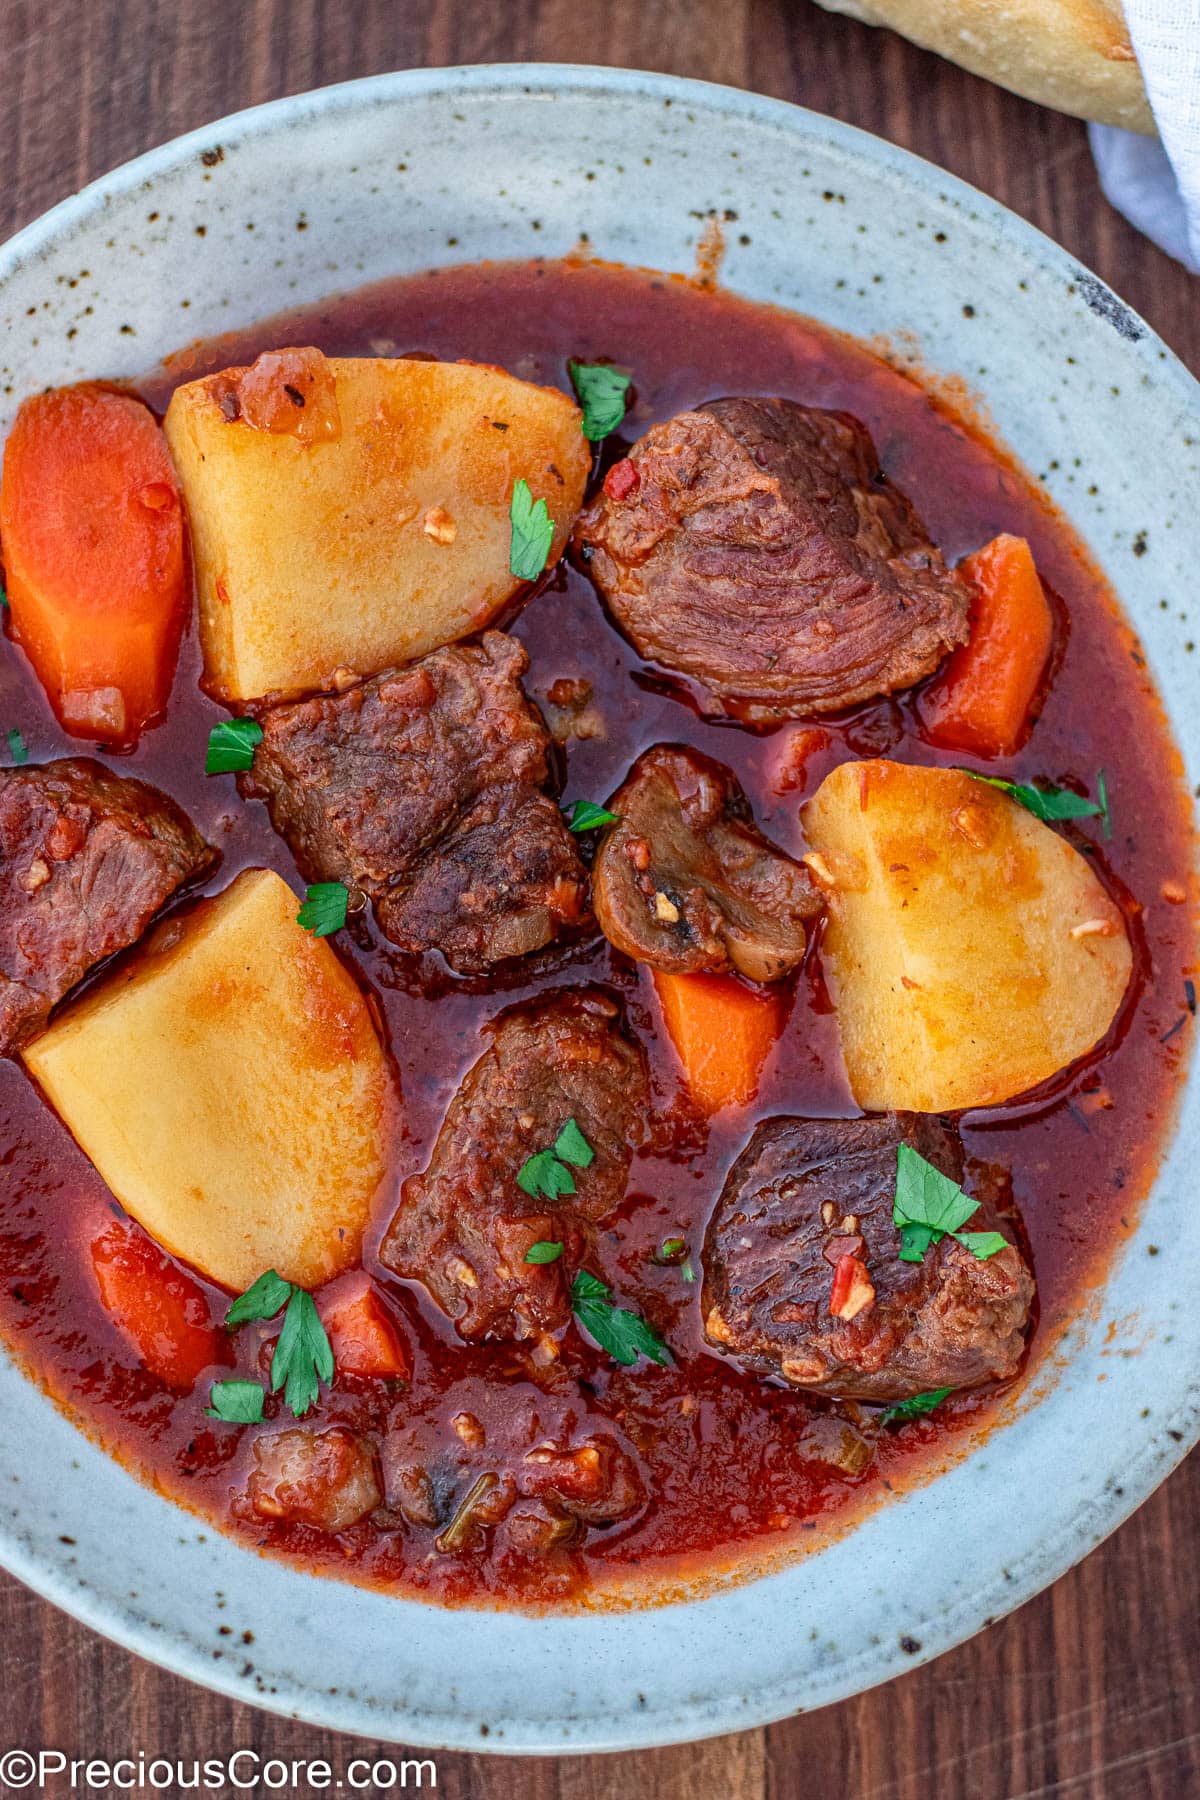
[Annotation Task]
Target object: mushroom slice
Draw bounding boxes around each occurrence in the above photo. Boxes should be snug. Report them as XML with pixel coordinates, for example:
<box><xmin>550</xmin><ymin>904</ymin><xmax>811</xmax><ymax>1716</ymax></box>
<box><xmin>592</xmin><ymin>744</ymin><xmax>821</xmax><ymax>982</ymax></box>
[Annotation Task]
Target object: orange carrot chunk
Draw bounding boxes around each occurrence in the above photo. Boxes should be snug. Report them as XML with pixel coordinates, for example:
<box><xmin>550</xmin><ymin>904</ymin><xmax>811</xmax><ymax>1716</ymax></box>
<box><xmin>919</xmin><ymin>533</ymin><xmax>1054</xmax><ymax>759</ymax></box>
<box><xmin>323</xmin><ymin>1278</ymin><xmax>410</xmax><ymax>1381</ymax></box>
<box><xmin>0</xmin><ymin>382</ymin><xmax>187</xmax><ymax>746</ymax></box>
<box><xmin>653</xmin><ymin>969</ymin><xmax>787</xmax><ymax>1116</ymax></box>
<box><xmin>91</xmin><ymin>1214</ymin><xmax>226</xmax><ymax>1391</ymax></box>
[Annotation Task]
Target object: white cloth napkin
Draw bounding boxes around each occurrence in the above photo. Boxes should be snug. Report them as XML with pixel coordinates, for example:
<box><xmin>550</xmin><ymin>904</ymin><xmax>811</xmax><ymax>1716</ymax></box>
<box><xmin>1089</xmin><ymin>0</ymin><xmax>1200</xmax><ymax>272</ymax></box>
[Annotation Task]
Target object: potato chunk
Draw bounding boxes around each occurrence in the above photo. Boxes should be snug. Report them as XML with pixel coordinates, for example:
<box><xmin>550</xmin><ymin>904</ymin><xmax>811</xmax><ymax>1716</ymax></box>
<box><xmin>803</xmin><ymin>760</ymin><xmax>1131</xmax><ymax>1110</ymax></box>
<box><xmin>164</xmin><ymin>352</ymin><xmax>589</xmax><ymax>701</ymax></box>
<box><xmin>23</xmin><ymin>868</ymin><xmax>394</xmax><ymax>1291</ymax></box>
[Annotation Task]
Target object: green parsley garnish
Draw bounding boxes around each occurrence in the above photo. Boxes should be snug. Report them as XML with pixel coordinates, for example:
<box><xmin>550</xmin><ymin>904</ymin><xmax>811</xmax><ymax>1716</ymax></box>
<box><xmin>554</xmin><ymin>1117</ymin><xmax>594</xmax><ymax>1169</ymax></box>
<box><xmin>509</xmin><ymin>478</ymin><xmax>555</xmax><ymax>581</ymax></box>
<box><xmin>206</xmin><ymin>1379</ymin><xmax>266</xmax><ymax>1423</ymax></box>
<box><xmin>1096</xmin><ymin>768</ymin><xmax>1112</xmax><ymax>839</ymax></box>
<box><xmin>224</xmin><ymin>1271</ymin><xmax>334</xmax><ymax>1419</ymax></box>
<box><xmin>516</xmin><ymin>1116</ymin><xmax>594</xmax><ymax>1199</ymax></box>
<box><xmin>5</xmin><ymin>727</ymin><xmax>29</xmax><ymax>765</ymax></box>
<box><xmin>271</xmin><ymin>1288</ymin><xmax>334</xmax><ymax>1418</ymax></box>
<box><xmin>962</xmin><ymin>769</ymin><xmax>1107</xmax><ymax>827</ymax></box>
<box><xmin>570</xmin><ymin>1269</ymin><xmax>671</xmax><ymax>1368</ymax></box>
<box><xmin>225</xmin><ymin>1268</ymin><xmax>294</xmax><ymax>1326</ymax></box>
<box><xmin>893</xmin><ymin>1145</ymin><xmax>1009</xmax><ymax>1264</ymax></box>
<box><xmin>205</xmin><ymin>716</ymin><xmax>263</xmax><ymax>775</ymax></box>
<box><xmin>0</xmin><ymin>586</ymin><xmax>8</xmax><ymax>608</ymax></box>
<box><xmin>517</xmin><ymin>1149</ymin><xmax>577</xmax><ymax>1200</ymax></box>
<box><xmin>525</xmin><ymin>1241</ymin><xmax>564</xmax><ymax>1265</ymax></box>
<box><xmin>297</xmin><ymin>882</ymin><xmax>349</xmax><ymax>937</ymax></box>
<box><xmin>568</xmin><ymin>360</ymin><xmax>632</xmax><ymax>441</ymax></box>
<box><xmin>566</xmin><ymin>799</ymin><xmax>620</xmax><ymax>833</ymax></box>
<box><xmin>878</xmin><ymin>1387</ymin><xmax>952</xmax><ymax>1428</ymax></box>
<box><xmin>653</xmin><ymin>1236</ymin><xmax>695</xmax><ymax>1281</ymax></box>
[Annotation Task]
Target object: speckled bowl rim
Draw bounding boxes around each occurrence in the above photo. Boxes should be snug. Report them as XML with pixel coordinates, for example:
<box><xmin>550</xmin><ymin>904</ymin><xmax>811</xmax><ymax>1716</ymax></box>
<box><xmin>0</xmin><ymin>63</ymin><xmax>1197</xmax><ymax>1754</ymax></box>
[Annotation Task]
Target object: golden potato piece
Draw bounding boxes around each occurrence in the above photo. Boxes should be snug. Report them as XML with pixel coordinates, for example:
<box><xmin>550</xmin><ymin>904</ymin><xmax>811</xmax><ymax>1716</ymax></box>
<box><xmin>164</xmin><ymin>352</ymin><xmax>589</xmax><ymax>702</ymax></box>
<box><xmin>23</xmin><ymin>868</ymin><xmax>395</xmax><ymax>1291</ymax></box>
<box><xmin>803</xmin><ymin>760</ymin><xmax>1132</xmax><ymax>1110</ymax></box>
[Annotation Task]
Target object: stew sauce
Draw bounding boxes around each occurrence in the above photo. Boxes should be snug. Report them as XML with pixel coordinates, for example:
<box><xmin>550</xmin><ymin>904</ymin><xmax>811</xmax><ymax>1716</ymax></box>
<box><xmin>0</xmin><ymin>259</ymin><xmax>1194</xmax><ymax>1608</ymax></box>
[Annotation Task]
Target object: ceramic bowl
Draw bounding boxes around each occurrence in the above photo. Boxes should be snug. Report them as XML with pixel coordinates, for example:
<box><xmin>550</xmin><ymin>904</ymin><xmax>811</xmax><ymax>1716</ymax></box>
<box><xmin>0</xmin><ymin>65</ymin><xmax>1197</xmax><ymax>1753</ymax></box>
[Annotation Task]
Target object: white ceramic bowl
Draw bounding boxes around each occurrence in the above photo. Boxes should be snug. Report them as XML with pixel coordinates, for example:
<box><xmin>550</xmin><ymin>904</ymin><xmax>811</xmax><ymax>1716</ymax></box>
<box><xmin>1</xmin><ymin>65</ymin><xmax>1197</xmax><ymax>1753</ymax></box>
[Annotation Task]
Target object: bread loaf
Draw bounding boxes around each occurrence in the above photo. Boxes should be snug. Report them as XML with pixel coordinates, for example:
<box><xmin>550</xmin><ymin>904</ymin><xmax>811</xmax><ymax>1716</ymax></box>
<box><xmin>813</xmin><ymin>0</ymin><xmax>1153</xmax><ymax>132</ymax></box>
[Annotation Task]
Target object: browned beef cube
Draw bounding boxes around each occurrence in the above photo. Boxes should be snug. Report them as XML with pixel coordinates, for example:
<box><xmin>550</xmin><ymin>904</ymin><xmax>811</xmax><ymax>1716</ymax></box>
<box><xmin>0</xmin><ymin>758</ymin><xmax>216</xmax><ymax>1056</ymax></box>
<box><xmin>575</xmin><ymin>397</ymin><xmax>970</xmax><ymax>721</ymax></box>
<box><xmin>380</xmin><ymin>988</ymin><xmax>648</xmax><ymax>1342</ymax></box>
<box><xmin>702</xmin><ymin>1113</ymin><xmax>1034</xmax><ymax>1401</ymax></box>
<box><xmin>241</xmin><ymin>631</ymin><xmax>589</xmax><ymax>972</ymax></box>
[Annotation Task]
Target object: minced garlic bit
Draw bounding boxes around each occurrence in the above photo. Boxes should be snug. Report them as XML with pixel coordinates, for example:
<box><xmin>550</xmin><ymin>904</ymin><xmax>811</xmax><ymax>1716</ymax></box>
<box><xmin>1161</xmin><ymin>879</ymin><xmax>1187</xmax><ymax>905</ymax></box>
<box><xmin>802</xmin><ymin>851</ymin><xmax>837</xmax><ymax>889</ymax></box>
<box><xmin>21</xmin><ymin>856</ymin><xmax>51</xmax><ymax>893</ymax></box>
<box><xmin>422</xmin><ymin>505</ymin><xmax>457</xmax><ymax>545</ymax></box>
<box><xmin>653</xmin><ymin>891</ymin><xmax>681</xmax><ymax>924</ymax></box>
<box><xmin>1071</xmin><ymin>917</ymin><xmax>1119</xmax><ymax>939</ymax></box>
<box><xmin>840</xmin><ymin>1214</ymin><xmax>859</xmax><ymax>1234</ymax></box>
<box><xmin>448</xmin><ymin>1255</ymin><xmax>479</xmax><ymax>1289</ymax></box>
<box><xmin>452</xmin><ymin>1411</ymin><xmax>485</xmax><ymax>1448</ymax></box>
<box><xmin>820</xmin><ymin>1200</ymin><xmax>836</xmax><ymax>1226</ymax></box>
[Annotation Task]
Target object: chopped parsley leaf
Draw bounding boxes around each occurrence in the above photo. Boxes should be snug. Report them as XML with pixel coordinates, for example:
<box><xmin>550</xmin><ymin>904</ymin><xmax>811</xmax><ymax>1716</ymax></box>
<box><xmin>270</xmin><ymin>1288</ymin><xmax>333</xmax><ymax>1418</ymax></box>
<box><xmin>962</xmin><ymin>769</ymin><xmax>1105</xmax><ymax>826</ymax></box>
<box><xmin>568</xmin><ymin>360</ymin><xmax>632</xmax><ymax>441</ymax></box>
<box><xmin>205</xmin><ymin>716</ymin><xmax>263</xmax><ymax>775</ymax></box>
<box><xmin>517</xmin><ymin>1148</ymin><xmax>577</xmax><ymax>1200</ymax></box>
<box><xmin>878</xmin><ymin>1387</ymin><xmax>952</xmax><ymax>1428</ymax></box>
<box><xmin>5</xmin><ymin>727</ymin><xmax>29</xmax><ymax>765</ymax></box>
<box><xmin>517</xmin><ymin>1118</ymin><xmax>595</xmax><ymax>1198</ymax></box>
<box><xmin>554</xmin><ymin>1116</ymin><xmax>594</xmax><ymax>1169</ymax></box>
<box><xmin>225</xmin><ymin>1272</ymin><xmax>334</xmax><ymax>1420</ymax></box>
<box><xmin>509</xmin><ymin>478</ymin><xmax>555</xmax><ymax>581</ymax></box>
<box><xmin>297</xmin><ymin>881</ymin><xmax>349</xmax><ymax>937</ymax></box>
<box><xmin>653</xmin><ymin>1237</ymin><xmax>694</xmax><ymax>1281</ymax></box>
<box><xmin>525</xmin><ymin>1241</ymin><xmax>564</xmax><ymax>1265</ymax></box>
<box><xmin>1097</xmin><ymin>767</ymin><xmax>1112</xmax><ymax>839</ymax></box>
<box><xmin>566</xmin><ymin>799</ymin><xmax>620</xmax><ymax>833</ymax></box>
<box><xmin>893</xmin><ymin>1145</ymin><xmax>1009</xmax><ymax>1265</ymax></box>
<box><xmin>225</xmin><ymin>1268</ymin><xmax>293</xmax><ymax>1326</ymax></box>
<box><xmin>206</xmin><ymin>1379</ymin><xmax>266</xmax><ymax>1423</ymax></box>
<box><xmin>570</xmin><ymin>1269</ymin><xmax>671</xmax><ymax>1367</ymax></box>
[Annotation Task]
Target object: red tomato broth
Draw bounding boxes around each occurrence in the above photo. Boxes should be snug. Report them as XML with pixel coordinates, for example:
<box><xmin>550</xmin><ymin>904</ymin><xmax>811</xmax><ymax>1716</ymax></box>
<box><xmin>0</xmin><ymin>258</ymin><xmax>1194</xmax><ymax>1609</ymax></box>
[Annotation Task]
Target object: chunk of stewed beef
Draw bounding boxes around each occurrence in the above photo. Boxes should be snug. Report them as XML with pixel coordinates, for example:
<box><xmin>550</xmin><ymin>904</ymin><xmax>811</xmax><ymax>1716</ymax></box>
<box><xmin>247</xmin><ymin>1426</ymin><xmax>382</xmax><ymax>1533</ymax></box>
<box><xmin>381</xmin><ymin>1376</ymin><xmax>644</xmax><ymax>1557</ymax></box>
<box><xmin>380</xmin><ymin>989</ymin><xmax>649</xmax><ymax>1342</ymax></box>
<box><xmin>702</xmin><ymin>1113</ymin><xmax>1034</xmax><ymax>1401</ymax></box>
<box><xmin>575</xmin><ymin>397</ymin><xmax>970</xmax><ymax>720</ymax></box>
<box><xmin>592</xmin><ymin>744</ymin><xmax>820</xmax><ymax>981</ymax></box>
<box><xmin>240</xmin><ymin>631</ymin><xmax>589</xmax><ymax>972</ymax></box>
<box><xmin>0</xmin><ymin>758</ymin><xmax>215</xmax><ymax>1057</ymax></box>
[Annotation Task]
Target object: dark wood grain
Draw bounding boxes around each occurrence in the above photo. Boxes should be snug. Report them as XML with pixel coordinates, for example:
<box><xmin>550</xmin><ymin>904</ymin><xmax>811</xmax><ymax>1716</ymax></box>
<box><xmin>1</xmin><ymin>2</ymin><xmax>1197</xmax><ymax>1795</ymax></box>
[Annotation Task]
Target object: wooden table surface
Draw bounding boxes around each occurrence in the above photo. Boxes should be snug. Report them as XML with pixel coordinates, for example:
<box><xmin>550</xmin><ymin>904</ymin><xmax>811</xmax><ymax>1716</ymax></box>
<box><xmin>2</xmin><ymin>2</ymin><xmax>1197</xmax><ymax>1795</ymax></box>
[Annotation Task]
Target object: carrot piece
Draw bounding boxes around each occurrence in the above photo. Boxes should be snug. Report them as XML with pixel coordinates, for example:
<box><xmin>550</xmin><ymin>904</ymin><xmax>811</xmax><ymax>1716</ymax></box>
<box><xmin>91</xmin><ymin>1214</ymin><xmax>226</xmax><ymax>1391</ymax></box>
<box><xmin>322</xmin><ymin>1278</ymin><xmax>410</xmax><ymax>1381</ymax></box>
<box><xmin>0</xmin><ymin>382</ymin><xmax>187</xmax><ymax>746</ymax></box>
<box><xmin>919</xmin><ymin>533</ymin><xmax>1054</xmax><ymax>759</ymax></box>
<box><xmin>653</xmin><ymin>969</ymin><xmax>787</xmax><ymax>1116</ymax></box>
